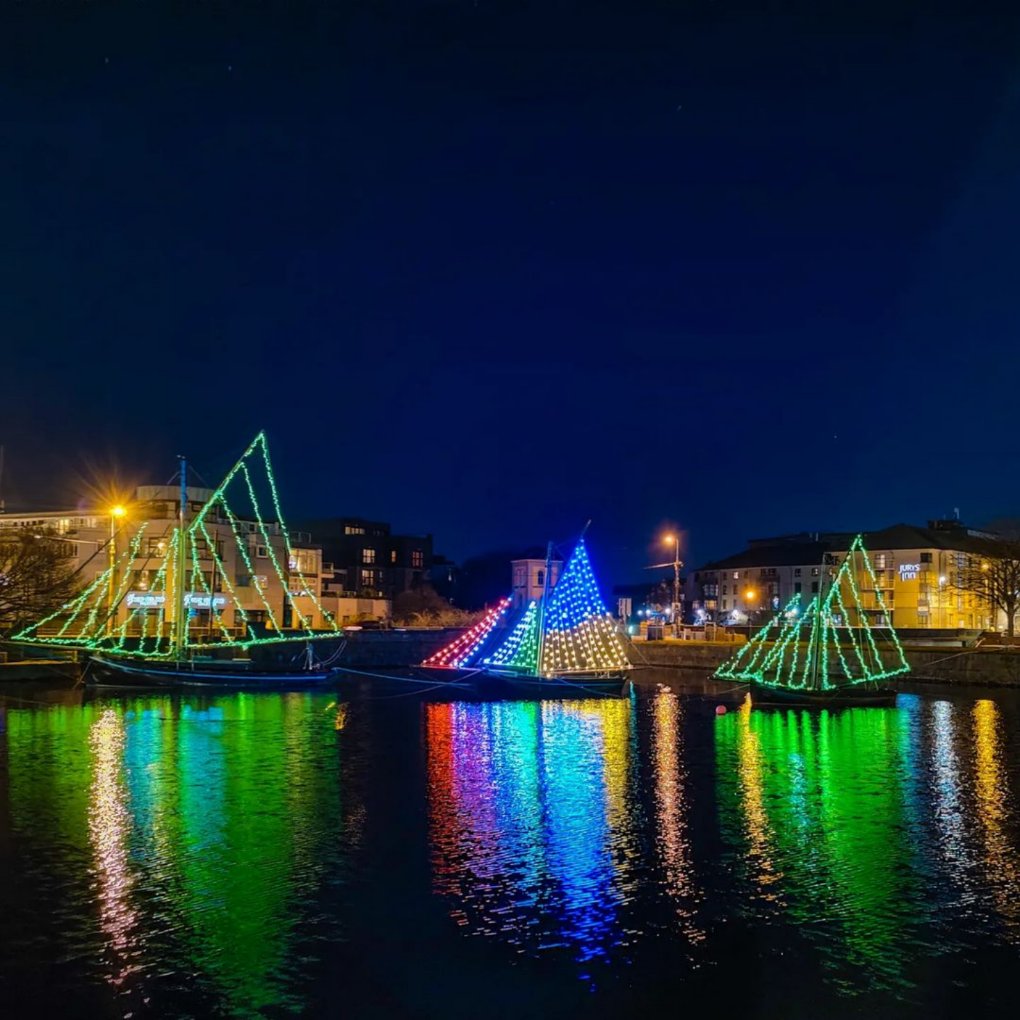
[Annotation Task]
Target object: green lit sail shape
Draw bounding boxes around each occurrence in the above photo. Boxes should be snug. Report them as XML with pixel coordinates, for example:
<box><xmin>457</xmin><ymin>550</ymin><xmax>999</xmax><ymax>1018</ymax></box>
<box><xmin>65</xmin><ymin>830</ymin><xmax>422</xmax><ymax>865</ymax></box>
<box><xmin>12</xmin><ymin>432</ymin><xmax>339</xmax><ymax>656</ymax></box>
<box><xmin>714</xmin><ymin>535</ymin><xmax>910</xmax><ymax>689</ymax></box>
<box><xmin>483</xmin><ymin>599</ymin><xmax>540</xmax><ymax>671</ymax></box>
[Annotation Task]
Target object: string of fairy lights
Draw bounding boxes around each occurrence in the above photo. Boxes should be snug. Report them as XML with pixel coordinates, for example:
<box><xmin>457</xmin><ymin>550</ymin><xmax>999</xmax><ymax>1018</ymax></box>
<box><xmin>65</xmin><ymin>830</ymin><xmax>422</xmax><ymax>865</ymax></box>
<box><xmin>12</xmin><ymin>432</ymin><xmax>340</xmax><ymax>656</ymax></box>
<box><xmin>424</xmin><ymin>538</ymin><xmax>630</xmax><ymax>676</ymax></box>
<box><xmin>421</xmin><ymin>597</ymin><xmax>511</xmax><ymax>668</ymax></box>
<box><xmin>714</xmin><ymin>535</ymin><xmax>909</xmax><ymax>689</ymax></box>
<box><xmin>483</xmin><ymin>599</ymin><xmax>540</xmax><ymax>671</ymax></box>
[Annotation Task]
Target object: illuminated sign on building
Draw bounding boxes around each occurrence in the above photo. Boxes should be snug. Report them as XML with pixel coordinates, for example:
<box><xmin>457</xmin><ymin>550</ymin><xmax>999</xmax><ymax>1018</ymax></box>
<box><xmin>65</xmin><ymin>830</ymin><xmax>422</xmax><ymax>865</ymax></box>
<box><xmin>184</xmin><ymin>593</ymin><xmax>229</xmax><ymax>610</ymax></box>
<box><xmin>124</xmin><ymin>592</ymin><xmax>229</xmax><ymax>610</ymax></box>
<box><xmin>898</xmin><ymin>564</ymin><xmax>921</xmax><ymax>581</ymax></box>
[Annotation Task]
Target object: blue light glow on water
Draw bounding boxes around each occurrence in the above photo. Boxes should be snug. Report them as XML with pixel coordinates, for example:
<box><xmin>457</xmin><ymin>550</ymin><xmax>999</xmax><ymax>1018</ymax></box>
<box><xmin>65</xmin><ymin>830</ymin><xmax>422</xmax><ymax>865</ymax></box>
<box><xmin>3</xmin><ymin>682</ymin><xmax>1020</xmax><ymax>1017</ymax></box>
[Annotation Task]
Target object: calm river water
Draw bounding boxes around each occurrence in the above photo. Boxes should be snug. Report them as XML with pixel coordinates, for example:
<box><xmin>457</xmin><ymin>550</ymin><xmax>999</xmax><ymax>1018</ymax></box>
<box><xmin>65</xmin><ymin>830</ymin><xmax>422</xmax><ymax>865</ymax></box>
<box><xmin>2</xmin><ymin>679</ymin><xmax>1020</xmax><ymax>1018</ymax></box>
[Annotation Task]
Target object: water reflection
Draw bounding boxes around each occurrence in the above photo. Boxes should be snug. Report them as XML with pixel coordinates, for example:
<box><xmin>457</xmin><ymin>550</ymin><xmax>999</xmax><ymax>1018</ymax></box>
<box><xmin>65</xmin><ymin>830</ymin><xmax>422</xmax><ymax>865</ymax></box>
<box><xmin>3</xmin><ymin>687</ymin><xmax>1020</xmax><ymax>1015</ymax></box>
<box><xmin>6</xmin><ymin>694</ymin><xmax>348</xmax><ymax>1016</ymax></box>
<box><xmin>425</xmin><ymin>698</ymin><xmax>638</xmax><ymax>969</ymax></box>
<box><xmin>715</xmin><ymin>703</ymin><xmax>923</xmax><ymax>987</ymax></box>
<box><xmin>650</xmin><ymin>690</ymin><xmax>703</xmax><ymax>938</ymax></box>
<box><xmin>88</xmin><ymin>709</ymin><xmax>140</xmax><ymax>985</ymax></box>
<box><xmin>972</xmin><ymin>700</ymin><xmax>1020</xmax><ymax>936</ymax></box>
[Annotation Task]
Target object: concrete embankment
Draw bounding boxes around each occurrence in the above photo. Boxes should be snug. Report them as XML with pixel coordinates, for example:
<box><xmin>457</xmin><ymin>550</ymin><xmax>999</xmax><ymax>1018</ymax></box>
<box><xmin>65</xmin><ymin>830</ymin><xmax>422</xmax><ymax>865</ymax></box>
<box><xmin>0</xmin><ymin>659</ymin><xmax>80</xmax><ymax>683</ymax></box>
<box><xmin>630</xmin><ymin>639</ymin><xmax>1020</xmax><ymax>687</ymax></box>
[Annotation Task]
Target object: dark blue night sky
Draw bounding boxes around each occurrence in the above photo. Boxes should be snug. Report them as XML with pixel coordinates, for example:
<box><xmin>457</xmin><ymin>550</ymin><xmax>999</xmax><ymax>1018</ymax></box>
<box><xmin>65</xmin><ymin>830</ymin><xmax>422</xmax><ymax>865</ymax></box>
<box><xmin>3</xmin><ymin>2</ymin><xmax>1020</xmax><ymax>584</ymax></box>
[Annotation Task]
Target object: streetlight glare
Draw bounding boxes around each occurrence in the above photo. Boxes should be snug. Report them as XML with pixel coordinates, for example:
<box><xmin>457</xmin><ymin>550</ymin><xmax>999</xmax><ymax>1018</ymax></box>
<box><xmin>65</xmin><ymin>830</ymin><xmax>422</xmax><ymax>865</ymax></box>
<box><xmin>110</xmin><ymin>505</ymin><xmax>127</xmax><ymax>518</ymax></box>
<box><xmin>663</xmin><ymin>533</ymin><xmax>676</xmax><ymax>545</ymax></box>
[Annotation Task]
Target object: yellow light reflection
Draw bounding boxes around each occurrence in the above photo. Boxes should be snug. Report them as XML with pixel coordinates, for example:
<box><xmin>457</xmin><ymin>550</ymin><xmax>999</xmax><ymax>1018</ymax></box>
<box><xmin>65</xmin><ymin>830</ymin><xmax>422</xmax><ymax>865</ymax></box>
<box><xmin>88</xmin><ymin>709</ymin><xmax>139</xmax><ymax>984</ymax></box>
<box><xmin>651</xmin><ymin>688</ymin><xmax>703</xmax><ymax>939</ymax></box>
<box><xmin>734</xmin><ymin>695</ymin><xmax>781</xmax><ymax>895</ymax></box>
<box><xmin>973</xmin><ymin>699</ymin><xmax>1020</xmax><ymax>937</ymax></box>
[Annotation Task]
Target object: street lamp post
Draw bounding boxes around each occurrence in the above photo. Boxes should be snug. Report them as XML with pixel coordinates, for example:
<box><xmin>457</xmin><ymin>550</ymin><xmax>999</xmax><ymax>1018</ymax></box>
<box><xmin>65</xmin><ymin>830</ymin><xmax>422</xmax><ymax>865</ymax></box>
<box><xmin>744</xmin><ymin>588</ymin><xmax>757</xmax><ymax>643</ymax></box>
<box><xmin>664</xmin><ymin>534</ymin><xmax>683</xmax><ymax>637</ymax></box>
<box><xmin>647</xmin><ymin>531</ymin><xmax>685</xmax><ymax>638</ymax></box>
<box><xmin>107</xmin><ymin>505</ymin><xmax>126</xmax><ymax>635</ymax></box>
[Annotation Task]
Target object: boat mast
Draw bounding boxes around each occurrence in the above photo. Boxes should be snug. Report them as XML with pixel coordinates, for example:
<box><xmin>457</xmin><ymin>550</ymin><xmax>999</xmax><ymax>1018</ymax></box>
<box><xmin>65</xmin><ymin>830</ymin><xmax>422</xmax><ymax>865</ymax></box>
<box><xmin>174</xmin><ymin>456</ymin><xmax>188</xmax><ymax>661</ymax></box>
<box><xmin>534</xmin><ymin>540</ymin><xmax>554</xmax><ymax>678</ymax></box>
<box><xmin>811</xmin><ymin>545</ymin><xmax>831</xmax><ymax>691</ymax></box>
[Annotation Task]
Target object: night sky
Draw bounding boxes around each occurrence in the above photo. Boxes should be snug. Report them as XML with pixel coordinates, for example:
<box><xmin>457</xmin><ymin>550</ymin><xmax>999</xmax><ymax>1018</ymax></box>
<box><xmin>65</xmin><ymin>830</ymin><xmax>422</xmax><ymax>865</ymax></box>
<box><xmin>3</xmin><ymin>2</ymin><xmax>1020</xmax><ymax>585</ymax></box>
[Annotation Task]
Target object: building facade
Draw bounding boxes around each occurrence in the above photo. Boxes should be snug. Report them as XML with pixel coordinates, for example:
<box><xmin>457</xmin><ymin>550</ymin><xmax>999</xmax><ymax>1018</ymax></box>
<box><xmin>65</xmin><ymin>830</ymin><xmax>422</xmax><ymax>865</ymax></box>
<box><xmin>687</xmin><ymin>520</ymin><xmax>998</xmax><ymax>631</ymax></box>
<box><xmin>510</xmin><ymin>557</ymin><xmax>563</xmax><ymax>608</ymax></box>
<box><xmin>298</xmin><ymin>517</ymin><xmax>433</xmax><ymax>602</ymax></box>
<box><xmin>1</xmin><ymin>489</ymin><xmax>389</xmax><ymax>637</ymax></box>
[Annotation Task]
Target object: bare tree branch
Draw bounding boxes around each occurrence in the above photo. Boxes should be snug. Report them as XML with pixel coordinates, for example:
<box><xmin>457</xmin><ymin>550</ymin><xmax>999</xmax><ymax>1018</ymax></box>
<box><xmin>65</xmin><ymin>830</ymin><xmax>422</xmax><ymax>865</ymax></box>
<box><xmin>0</xmin><ymin>529</ymin><xmax>83</xmax><ymax>634</ymax></box>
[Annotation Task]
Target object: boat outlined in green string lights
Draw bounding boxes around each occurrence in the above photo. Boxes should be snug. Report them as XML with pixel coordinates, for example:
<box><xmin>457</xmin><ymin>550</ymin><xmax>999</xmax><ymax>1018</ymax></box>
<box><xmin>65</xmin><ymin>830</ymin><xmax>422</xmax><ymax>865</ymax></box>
<box><xmin>11</xmin><ymin>433</ymin><xmax>343</xmax><ymax>687</ymax></box>
<box><xmin>714</xmin><ymin>535</ymin><xmax>909</xmax><ymax>707</ymax></box>
<box><xmin>420</xmin><ymin>536</ymin><xmax>631</xmax><ymax>695</ymax></box>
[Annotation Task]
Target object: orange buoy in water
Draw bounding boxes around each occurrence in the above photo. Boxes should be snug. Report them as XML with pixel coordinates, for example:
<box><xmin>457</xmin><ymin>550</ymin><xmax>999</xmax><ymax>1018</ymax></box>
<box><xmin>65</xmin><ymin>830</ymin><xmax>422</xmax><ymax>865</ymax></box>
<box><xmin>715</xmin><ymin>705</ymin><xmax>727</xmax><ymax>716</ymax></box>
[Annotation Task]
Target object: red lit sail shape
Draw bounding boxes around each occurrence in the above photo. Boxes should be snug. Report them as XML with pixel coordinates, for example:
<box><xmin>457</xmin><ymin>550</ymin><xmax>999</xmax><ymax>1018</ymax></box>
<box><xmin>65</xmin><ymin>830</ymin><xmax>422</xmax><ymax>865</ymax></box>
<box><xmin>421</xmin><ymin>598</ymin><xmax>512</xmax><ymax>668</ymax></box>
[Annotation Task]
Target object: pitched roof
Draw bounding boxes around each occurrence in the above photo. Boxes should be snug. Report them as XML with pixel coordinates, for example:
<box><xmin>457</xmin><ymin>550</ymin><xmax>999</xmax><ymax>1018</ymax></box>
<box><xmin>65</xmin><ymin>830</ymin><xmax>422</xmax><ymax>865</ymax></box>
<box><xmin>695</xmin><ymin>521</ymin><xmax>998</xmax><ymax>573</ymax></box>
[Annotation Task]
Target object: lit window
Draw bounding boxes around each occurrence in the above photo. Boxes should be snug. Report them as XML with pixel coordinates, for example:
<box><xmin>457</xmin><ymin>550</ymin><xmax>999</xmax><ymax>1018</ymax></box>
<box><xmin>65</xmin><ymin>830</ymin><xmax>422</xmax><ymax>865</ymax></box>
<box><xmin>391</xmin><ymin>550</ymin><xmax>397</xmax><ymax>564</ymax></box>
<box><xmin>362</xmin><ymin>548</ymin><xmax>376</xmax><ymax>565</ymax></box>
<box><xmin>411</xmin><ymin>550</ymin><xmax>423</xmax><ymax>568</ymax></box>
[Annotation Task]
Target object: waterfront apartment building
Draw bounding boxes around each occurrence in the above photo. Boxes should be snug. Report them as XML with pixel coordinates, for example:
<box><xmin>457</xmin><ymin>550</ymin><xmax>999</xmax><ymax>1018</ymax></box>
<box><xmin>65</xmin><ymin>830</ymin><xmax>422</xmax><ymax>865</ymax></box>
<box><xmin>298</xmin><ymin>517</ymin><xmax>434</xmax><ymax>601</ymax></box>
<box><xmin>687</xmin><ymin>520</ymin><xmax>998</xmax><ymax>631</ymax></box>
<box><xmin>0</xmin><ymin>488</ymin><xmax>388</xmax><ymax>636</ymax></box>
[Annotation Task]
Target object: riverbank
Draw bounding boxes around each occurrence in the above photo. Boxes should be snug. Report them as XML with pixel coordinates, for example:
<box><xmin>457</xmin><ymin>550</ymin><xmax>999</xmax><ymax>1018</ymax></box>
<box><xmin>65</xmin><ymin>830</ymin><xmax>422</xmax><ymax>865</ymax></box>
<box><xmin>631</xmin><ymin>638</ymin><xmax>1020</xmax><ymax>686</ymax></box>
<box><xmin>6</xmin><ymin>629</ymin><xmax>1020</xmax><ymax>688</ymax></box>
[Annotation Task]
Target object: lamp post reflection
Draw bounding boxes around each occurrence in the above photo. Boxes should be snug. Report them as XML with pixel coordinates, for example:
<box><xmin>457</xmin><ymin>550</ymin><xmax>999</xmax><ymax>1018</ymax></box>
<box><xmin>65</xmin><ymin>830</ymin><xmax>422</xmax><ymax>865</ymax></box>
<box><xmin>88</xmin><ymin>709</ymin><xmax>139</xmax><ymax>985</ymax></box>
<box><xmin>972</xmin><ymin>699</ymin><xmax>1020</xmax><ymax>937</ymax></box>
<box><xmin>650</xmin><ymin>688</ymin><xmax>703</xmax><ymax>940</ymax></box>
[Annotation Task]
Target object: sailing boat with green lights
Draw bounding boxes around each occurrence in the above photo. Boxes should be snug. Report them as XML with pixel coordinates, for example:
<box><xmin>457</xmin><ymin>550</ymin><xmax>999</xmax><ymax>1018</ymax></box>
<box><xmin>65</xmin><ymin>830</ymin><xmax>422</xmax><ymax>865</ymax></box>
<box><xmin>714</xmin><ymin>535</ymin><xmax>909</xmax><ymax>706</ymax></box>
<box><xmin>11</xmin><ymin>433</ymin><xmax>343</xmax><ymax>687</ymax></box>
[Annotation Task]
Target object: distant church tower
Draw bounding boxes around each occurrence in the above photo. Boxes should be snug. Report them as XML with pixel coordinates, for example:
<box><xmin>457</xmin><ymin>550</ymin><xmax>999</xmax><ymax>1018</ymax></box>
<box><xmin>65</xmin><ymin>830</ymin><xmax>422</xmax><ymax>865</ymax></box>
<box><xmin>511</xmin><ymin>556</ymin><xmax>563</xmax><ymax>609</ymax></box>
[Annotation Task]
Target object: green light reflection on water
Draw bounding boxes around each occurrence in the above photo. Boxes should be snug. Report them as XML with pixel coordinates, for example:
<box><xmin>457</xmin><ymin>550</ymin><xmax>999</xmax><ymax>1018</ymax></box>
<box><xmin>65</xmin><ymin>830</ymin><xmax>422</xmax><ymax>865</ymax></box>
<box><xmin>5</xmin><ymin>693</ymin><xmax>344</xmax><ymax>1016</ymax></box>
<box><xmin>714</xmin><ymin>699</ymin><xmax>923</xmax><ymax>988</ymax></box>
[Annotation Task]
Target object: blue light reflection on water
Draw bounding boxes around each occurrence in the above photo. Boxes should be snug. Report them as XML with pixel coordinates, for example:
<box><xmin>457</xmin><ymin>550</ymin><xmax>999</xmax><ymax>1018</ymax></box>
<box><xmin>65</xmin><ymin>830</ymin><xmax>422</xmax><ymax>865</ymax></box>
<box><xmin>425</xmin><ymin>699</ymin><xmax>633</xmax><ymax>974</ymax></box>
<box><xmin>3</xmin><ymin>684</ymin><xmax>1020</xmax><ymax>1017</ymax></box>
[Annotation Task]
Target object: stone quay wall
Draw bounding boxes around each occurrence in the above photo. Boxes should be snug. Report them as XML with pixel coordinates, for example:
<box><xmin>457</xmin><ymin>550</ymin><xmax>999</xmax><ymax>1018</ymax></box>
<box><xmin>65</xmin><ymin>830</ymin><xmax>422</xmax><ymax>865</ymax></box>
<box><xmin>629</xmin><ymin>639</ymin><xmax>1020</xmax><ymax>687</ymax></box>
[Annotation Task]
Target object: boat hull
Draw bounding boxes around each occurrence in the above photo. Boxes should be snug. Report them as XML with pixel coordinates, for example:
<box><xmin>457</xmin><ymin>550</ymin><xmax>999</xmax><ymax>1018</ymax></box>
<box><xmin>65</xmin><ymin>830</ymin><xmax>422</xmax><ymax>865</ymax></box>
<box><xmin>87</xmin><ymin>654</ymin><xmax>337</xmax><ymax>689</ymax></box>
<box><xmin>400</xmin><ymin>666</ymin><xmax>628</xmax><ymax>699</ymax></box>
<box><xmin>749</xmin><ymin>681</ymin><xmax>898</xmax><ymax>708</ymax></box>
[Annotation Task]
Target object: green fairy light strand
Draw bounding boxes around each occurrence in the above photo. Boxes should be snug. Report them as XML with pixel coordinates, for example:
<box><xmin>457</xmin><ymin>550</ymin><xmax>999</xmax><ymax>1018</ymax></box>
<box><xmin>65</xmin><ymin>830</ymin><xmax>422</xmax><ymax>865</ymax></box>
<box><xmin>714</xmin><ymin>534</ymin><xmax>910</xmax><ymax>689</ymax></box>
<box><xmin>238</xmin><ymin>459</ymin><xmax>311</xmax><ymax>632</ymax></box>
<box><xmin>256</xmin><ymin>433</ymin><xmax>336</xmax><ymax>627</ymax></box>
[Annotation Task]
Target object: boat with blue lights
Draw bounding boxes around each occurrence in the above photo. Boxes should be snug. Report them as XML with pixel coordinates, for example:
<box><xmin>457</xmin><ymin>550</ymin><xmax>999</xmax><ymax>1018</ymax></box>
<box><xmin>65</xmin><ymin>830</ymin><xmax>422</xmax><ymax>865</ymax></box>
<box><xmin>419</xmin><ymin>534</ymin><xmax>631</xmax><ymax>697</ymax></box>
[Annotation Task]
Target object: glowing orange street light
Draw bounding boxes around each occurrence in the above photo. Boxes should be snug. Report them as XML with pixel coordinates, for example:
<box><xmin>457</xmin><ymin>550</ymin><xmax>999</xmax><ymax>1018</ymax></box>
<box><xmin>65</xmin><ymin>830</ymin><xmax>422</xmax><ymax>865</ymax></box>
<box><xmin>743</xmin><ymin>588</ymin><xmax>757</xmax><ymax>642</ymax></box>
<box><xmin>107</xmin><ymin>505</ymin><xmax>128</xmax><ymax>634</ymax></box>
<box><xmin>647</xmin><ymin>532</ymin><xmax>683</xmax><ymax>636</ymax></box>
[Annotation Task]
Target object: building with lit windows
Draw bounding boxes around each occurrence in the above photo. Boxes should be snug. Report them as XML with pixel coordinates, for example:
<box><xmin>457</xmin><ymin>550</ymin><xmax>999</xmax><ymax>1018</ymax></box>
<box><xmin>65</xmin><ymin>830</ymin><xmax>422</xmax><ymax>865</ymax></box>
<box><xmin>0</xmin><ymin>489</ymin><xmax>389</xmax><ymax>634</ymax></box>
<box><xmin>687</xmin><ymin>520</ymin><xmax>999</xmax><ymax>631</ymax></box>
<box><xmin>296</xmin><ymin>516</ymin><xmax>434</xmax><ymax>601</ymax></box>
